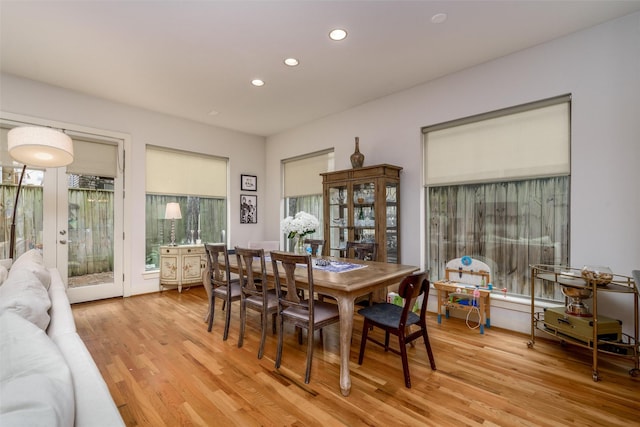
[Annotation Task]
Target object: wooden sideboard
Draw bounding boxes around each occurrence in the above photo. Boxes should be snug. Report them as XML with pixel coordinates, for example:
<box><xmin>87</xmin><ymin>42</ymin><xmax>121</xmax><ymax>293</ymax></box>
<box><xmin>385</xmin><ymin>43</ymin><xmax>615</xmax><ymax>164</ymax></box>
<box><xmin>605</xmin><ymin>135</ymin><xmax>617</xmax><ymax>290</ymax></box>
<box><xmin>159</xmin><ymin>244</ymin><xmax>207</xmax><ymax>292</ymax></box>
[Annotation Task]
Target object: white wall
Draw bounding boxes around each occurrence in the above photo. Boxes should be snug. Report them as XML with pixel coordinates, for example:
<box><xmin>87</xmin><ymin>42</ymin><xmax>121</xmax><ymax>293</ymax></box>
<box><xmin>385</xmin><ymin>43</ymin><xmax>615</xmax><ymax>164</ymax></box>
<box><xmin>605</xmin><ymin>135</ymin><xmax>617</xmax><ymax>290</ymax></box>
<box><xmin>266</xmin><ymin>12</ymin><xmax>640</xmax><ymax>335</ymax></box>
<box><xmin>0</xmin><ymin>74</ymin><xmax>266</xmax><ymax>295</ymax></box>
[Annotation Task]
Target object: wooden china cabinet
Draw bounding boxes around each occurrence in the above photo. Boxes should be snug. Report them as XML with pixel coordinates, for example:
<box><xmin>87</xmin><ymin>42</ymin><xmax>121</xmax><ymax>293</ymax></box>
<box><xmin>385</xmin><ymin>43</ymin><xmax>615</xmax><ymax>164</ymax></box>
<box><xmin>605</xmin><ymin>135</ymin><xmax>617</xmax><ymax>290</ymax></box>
<box><xmin>321</xmin><ymin>164</ymin><xmax>402</xmax><ymax>263</ymax></box>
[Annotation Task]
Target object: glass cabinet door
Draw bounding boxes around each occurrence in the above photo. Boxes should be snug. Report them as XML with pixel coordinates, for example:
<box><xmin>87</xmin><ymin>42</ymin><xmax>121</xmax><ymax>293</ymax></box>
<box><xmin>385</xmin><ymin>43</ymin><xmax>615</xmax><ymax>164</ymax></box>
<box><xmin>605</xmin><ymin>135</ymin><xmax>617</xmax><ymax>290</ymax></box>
<box><xmin>353</xmin><ymin>181</ymin><xmax>375</xmax><ymax>245</ymax></box>
<box><xmin>385</xmin><ymin>182</ymin><xmax>398</xmax><ymax>263</ymax></box>
<box><xmin>328</xmin><ymin>185</ymin><xmax>348</xmax><ymax>257</ymax></box>
<box><xmin>322</xmin><ymin>164</ymin><xmax>402</xmax><ymax>264</ymax></box>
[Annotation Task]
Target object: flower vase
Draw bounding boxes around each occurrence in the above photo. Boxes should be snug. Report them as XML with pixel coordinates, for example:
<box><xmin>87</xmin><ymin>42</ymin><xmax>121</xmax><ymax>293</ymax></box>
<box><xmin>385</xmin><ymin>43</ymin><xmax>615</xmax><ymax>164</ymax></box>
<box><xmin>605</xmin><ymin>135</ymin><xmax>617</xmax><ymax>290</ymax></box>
<box><xmin>296</xmin><ymin>237</ymin><xmax>306</xmax><ymax>254</ymax></box>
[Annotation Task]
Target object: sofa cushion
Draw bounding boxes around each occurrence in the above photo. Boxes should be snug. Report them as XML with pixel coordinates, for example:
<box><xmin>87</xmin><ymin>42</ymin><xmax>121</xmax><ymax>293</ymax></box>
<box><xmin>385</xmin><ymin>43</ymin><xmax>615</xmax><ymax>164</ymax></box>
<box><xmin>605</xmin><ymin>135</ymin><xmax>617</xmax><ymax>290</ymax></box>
<box><xmin>0</xmin><ymin>269</ymin><xmax>51</xmax><ymax>330</ymax></box>
<box><xmin>0</xmin><ymin>311</ymin><xmax>75</xmax><ymax>427</ymax></box>
<box><xmin>9</xmin><ymin>249</ymin><xmax>50</xmax><ymax>290</ymax></box>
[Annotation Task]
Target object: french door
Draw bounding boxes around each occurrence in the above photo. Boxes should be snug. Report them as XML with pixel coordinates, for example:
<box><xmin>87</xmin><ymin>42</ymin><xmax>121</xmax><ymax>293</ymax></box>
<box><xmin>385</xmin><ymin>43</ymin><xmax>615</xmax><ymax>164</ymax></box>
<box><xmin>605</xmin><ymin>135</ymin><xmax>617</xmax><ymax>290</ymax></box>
<box><xmin>53</xmin><ymin>137</ymin><xmax>124</xmax><ymax>303</ymax></box>
<box><xmin>2</xmin><ymin>117</ymin><xmax>125</xmax><ymax>303</ymax></box>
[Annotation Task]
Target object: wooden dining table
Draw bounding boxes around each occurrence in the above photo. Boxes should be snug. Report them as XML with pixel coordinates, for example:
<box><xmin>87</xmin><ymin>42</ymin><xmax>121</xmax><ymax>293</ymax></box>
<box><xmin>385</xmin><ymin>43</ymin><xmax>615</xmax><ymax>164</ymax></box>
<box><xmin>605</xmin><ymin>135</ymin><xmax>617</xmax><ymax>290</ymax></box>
<box><xmin>224</xmin><ymin>253</ymin><xmax>418</xmax><ymax>396</ymax></box>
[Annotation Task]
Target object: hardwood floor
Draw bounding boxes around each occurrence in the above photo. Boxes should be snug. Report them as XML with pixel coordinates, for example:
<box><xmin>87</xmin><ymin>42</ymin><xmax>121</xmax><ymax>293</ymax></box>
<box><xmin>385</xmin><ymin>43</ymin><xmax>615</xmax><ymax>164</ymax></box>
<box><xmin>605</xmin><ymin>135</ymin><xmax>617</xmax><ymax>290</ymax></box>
<box><xmin>72</xmin><ymin>286</ymin><xmax>639</xmax><ymax>426</ymax></box>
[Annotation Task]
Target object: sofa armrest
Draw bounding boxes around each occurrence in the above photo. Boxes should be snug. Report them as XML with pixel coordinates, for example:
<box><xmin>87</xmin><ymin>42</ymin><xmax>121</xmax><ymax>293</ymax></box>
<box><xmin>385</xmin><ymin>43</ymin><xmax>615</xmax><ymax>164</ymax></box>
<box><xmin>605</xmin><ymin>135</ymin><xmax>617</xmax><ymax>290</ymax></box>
<box><xmin>52</xmin><ymin>333</ymin><xmax>125</xmax><ymax>427</ymax></box>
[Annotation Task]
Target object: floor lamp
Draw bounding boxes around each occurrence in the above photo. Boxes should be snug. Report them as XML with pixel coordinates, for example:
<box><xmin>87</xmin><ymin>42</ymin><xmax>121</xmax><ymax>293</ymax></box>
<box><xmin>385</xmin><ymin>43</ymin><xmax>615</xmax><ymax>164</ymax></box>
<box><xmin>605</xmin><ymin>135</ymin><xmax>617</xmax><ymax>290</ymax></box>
<box><xmin>7</xmin><ymin>126</ymin><xmax>74</xmax><ymax>260</ymax></box>
<box><xmin>165</xmin><ymin>202</ymin><xmax>182</xmax><ymax>246</ymax></box>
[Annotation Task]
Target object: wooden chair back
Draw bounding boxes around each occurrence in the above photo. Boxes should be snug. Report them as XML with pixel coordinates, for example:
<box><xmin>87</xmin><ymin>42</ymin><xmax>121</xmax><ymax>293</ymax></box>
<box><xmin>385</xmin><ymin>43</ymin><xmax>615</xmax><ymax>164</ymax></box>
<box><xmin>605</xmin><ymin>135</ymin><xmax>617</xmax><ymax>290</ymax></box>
<box><xmin>304</xmin><ymin>239</ymin><xmax>326</xmax><ymax>256</ymax></box>
<box><xmin>204</xmin><ymin>243</ymin><xmax>232</xmax><ymax>289</ymax></box>
<box><xmin>234</xmin><ymin>247</ymin><xmax>267</xmax><ymax>297</ymax></box>
<box><xmin>345</xmin><ymin>241</ymin><xmax>378</xmax><ymax>261</ymax></box>
<box><xmin>270</xmin><ymin>251</ymin><xmax>313</xmax><ymax>309</ymax></box>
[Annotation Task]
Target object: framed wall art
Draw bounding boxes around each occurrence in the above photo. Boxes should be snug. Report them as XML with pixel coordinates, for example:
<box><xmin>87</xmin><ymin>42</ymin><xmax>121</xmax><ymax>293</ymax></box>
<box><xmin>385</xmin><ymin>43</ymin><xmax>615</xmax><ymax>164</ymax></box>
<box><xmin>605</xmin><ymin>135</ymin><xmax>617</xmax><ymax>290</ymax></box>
<box><xmin>241</xmin><ymin>174</ymin><xmax>257</xmax><ymax>191</ymax></box>
<box><xmin>240</xmin><ymin>194</ymin><xmax>257</xmax><ymax>224</ymax></box>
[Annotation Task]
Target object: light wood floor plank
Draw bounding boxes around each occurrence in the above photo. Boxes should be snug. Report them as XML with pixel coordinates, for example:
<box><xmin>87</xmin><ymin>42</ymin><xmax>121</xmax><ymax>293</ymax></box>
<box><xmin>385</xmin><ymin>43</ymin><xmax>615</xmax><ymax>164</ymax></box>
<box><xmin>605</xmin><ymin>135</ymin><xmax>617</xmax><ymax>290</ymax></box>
<box><xmin>72</xmin><ymin>286</ymin><xmax>639</xmax><ymax>426</ymax></box>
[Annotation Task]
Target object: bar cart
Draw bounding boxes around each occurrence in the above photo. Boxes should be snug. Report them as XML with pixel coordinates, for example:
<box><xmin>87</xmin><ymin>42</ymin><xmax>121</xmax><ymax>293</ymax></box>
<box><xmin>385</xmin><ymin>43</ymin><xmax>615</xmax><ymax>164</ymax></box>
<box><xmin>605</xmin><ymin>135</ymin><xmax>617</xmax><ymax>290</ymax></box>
<box><xmin>528</xmin><ymin>264</ymin><xmax>639</xmax><ymax>381</ymax></box>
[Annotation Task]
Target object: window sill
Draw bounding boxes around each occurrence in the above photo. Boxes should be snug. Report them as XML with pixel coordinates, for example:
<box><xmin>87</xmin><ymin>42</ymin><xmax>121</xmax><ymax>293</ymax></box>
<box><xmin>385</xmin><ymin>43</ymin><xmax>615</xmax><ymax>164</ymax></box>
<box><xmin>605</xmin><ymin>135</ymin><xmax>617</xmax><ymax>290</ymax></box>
<box><xmin>143</xmin><ymin>270</ymin><xmax>159</xmax><ymax>280</ymax></box>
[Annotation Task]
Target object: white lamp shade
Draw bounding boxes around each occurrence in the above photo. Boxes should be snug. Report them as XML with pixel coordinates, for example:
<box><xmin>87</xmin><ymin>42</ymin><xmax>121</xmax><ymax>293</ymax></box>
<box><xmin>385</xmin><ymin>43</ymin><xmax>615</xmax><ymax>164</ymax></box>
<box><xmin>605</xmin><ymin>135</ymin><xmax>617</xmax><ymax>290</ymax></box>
<box><xmin>165</xmin><ymin>202</ymin><xmax>182</xmax><ymax>219</ymax></box>
<box><xmin>8</xmin><ymin>126</ymin><xmax>74</xmax><ymax>167</ymax></box>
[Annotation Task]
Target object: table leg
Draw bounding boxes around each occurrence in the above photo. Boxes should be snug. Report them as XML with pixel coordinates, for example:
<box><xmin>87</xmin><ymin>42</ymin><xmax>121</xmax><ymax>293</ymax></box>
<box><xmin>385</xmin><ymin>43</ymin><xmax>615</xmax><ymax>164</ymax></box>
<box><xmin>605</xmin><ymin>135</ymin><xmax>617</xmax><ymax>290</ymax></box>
<box><xmin>336</xmin><ymin>295</ymin><xmax>355</xmax><ymax>396</ymax></box>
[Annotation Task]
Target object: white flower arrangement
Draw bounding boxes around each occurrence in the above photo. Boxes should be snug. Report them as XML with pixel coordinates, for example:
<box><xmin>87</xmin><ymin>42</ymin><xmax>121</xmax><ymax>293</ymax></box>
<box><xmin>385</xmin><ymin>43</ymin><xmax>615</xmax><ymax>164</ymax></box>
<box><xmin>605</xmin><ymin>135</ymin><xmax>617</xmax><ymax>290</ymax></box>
<box><xmin>281</xmin><ymin>211</ymin><xmax>320</xmax><ymax>239</ymax></box>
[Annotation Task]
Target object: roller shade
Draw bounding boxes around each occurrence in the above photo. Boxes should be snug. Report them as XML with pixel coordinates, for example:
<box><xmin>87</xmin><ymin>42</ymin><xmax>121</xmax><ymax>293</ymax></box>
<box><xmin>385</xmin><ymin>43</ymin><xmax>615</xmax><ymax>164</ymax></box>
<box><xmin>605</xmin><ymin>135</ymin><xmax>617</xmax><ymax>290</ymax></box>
<box><xmin>146</xmin><ymin>146</ymin><xmax>227</xmax><ymax>197</ymax></box>
<box><xmin>283</xmin><ymin>150</ymin><xmax>334</xmax><ymax>197</ymax></box>
<box><xmin>66</xmin><ymin>137</ymin><xmax>119</xmax><ymax>178</ymax></box>
<box><xmin>424</xmin><ymin>96</ymin><xmax>570</xmax><ymax>186</ymax></box>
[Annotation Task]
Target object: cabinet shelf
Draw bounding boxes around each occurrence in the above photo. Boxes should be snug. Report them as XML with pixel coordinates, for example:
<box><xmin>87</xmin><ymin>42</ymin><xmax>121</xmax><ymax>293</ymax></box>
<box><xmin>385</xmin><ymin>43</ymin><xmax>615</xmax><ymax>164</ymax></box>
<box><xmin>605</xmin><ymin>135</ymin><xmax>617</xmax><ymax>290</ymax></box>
<box><xmin>528</xmin><ymin>264</ymin><xmax>639</xmax><ymax>381</ymax></box>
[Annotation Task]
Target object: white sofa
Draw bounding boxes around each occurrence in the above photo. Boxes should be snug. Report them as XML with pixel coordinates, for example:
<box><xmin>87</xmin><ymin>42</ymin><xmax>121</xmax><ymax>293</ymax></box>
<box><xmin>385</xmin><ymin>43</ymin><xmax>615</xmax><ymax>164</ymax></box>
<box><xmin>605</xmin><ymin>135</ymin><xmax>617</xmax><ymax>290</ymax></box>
<box><xmin>0</xmin><ymin>250</ymin><xmax>124</xmax><ymax>427</ymax></box>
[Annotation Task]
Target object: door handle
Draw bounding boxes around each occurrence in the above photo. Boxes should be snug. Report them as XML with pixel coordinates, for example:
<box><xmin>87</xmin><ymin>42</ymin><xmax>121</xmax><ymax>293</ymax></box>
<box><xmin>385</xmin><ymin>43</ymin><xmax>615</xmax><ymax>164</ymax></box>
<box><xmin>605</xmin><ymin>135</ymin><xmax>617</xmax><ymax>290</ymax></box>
<box><xmin>59</xmin><ymin>239</ymin><xmax>67</xmax><ymax>245</ymax></box>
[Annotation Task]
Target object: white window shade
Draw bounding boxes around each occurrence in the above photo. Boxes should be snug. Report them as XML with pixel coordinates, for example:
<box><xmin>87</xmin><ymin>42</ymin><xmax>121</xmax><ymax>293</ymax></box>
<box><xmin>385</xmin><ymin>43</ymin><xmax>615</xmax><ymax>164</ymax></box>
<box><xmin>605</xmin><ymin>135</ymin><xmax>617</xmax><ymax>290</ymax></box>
<box><xmin>67</xmin><ymin>138</ymin><xmax>118</xmax><ymax>178</ymax></box>
<box><xmin>284</xmin><ymin>150</ymin><xmax>334</xmax><ymax>198</ymax></box>
<box><xmin>424</xmin><ymin>99</ymin><xmax>570</xmax><ymax>186</ymax></box>
<box><xmin>146</xmin><ymin>146</ymin><xmax>227</xmax><ymax>197</ymax></box>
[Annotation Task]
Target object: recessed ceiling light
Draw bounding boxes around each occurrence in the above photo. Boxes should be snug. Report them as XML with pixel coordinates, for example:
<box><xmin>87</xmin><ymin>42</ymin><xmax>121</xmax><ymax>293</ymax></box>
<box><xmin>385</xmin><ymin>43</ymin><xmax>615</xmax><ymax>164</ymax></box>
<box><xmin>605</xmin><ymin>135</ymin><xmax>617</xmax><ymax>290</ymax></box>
<box><xmin>329</xmin><ymin>28</ymin><xmax>347</xmax><ymax>41</ymax></box>
<box><xmin>431</xmin><ymin>13</ymin><xmax>447</xmax><ymax>24</ymax></box>
<box><xmin>251</xmin><ymin>79</ymin><xmax>265</xmax><ymax>87</ymax></box>
<box><xmin>284</xmin><ymin>58</ymin><xmax>299</xmax><ymax>67</ymax></box>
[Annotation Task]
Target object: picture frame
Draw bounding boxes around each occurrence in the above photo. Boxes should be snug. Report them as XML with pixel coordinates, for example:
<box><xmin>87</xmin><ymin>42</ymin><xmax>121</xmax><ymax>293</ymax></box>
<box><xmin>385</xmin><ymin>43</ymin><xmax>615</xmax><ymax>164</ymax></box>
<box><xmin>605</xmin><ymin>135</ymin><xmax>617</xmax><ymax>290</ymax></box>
<box><xmin>241</xmin><ymin>174</ymin><xmax>257</xmax><ymax>191</ymax></box>
<box><xmin>240</xmin><ymin>194</ymin><xmax>257</xmax><ymax>224</ymax></box>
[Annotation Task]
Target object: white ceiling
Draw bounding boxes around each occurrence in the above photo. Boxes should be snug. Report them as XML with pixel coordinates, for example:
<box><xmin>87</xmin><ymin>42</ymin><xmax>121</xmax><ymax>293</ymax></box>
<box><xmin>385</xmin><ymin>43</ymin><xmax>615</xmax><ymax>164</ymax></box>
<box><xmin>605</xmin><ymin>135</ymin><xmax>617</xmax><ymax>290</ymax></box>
<box><xmin>2</xmin><ymin>1</ymin><xmax>639</xmax><ymax>137</ymax></box>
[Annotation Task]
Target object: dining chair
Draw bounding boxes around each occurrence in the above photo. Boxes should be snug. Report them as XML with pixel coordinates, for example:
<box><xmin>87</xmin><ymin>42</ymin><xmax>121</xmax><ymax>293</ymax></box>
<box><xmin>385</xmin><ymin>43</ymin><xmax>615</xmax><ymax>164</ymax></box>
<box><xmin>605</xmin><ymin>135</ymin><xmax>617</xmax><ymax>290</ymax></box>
<box><xmin>357</xmin><ymin>271</ymin><xmax>436</xmax><ymax>388</ymax></box>
<box><xmin>235</xmin><ymin>247</ymin><xmax>279</xmax><ymax>359</ymax></box>
<box><xmin>345</xmin><ymin>241</ymin><xmax>378</xmax><ymax>261</ymax></box>
<box><xmin>303</xmin><ymin>239</ymin><xmax>326</xmax><ymax>256</ymax></box>
<box><xmin>204</xmin><ymin>243</ymin><xmax>241</xmax><ymax>340</ymax></box>
<box><xmin>345</xmin><ymin>241</ymin><xmax>379</xmax><ymax>305</ymax></box>
<box><xmin>270</xmin><ymin>251</ymin><xmax>340</xmax><ymax>384</ymax></box>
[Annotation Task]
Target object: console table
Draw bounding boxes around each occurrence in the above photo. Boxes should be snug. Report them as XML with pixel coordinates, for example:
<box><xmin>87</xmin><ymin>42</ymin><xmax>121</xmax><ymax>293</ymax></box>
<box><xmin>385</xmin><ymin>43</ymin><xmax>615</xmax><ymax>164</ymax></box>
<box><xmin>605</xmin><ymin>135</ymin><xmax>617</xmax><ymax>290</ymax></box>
<box><xmin>159</xmin><ymin>244</ymin><xmax>207</xmax><ymax>292</ymax></box>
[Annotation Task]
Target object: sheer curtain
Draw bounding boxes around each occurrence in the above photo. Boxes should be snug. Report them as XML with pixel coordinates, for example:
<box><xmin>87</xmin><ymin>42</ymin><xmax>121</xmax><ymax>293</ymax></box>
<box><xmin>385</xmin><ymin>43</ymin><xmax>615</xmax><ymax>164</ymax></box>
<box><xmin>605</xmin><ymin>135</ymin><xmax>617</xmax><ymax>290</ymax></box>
<box><xmin>145</xmin><ymin>195</ymin><xmax>227</xmax><ymax>269</ymax></box>
<box><xmin>0</xmin><ymin>184</ymin><xmax>43</xmax><ymax>259</ymax></box>
<box><xmin>428</xmin><ymin>176</ymin><xmax>569</xmax><ymax>300</ymax></box>
<box><xmin>284</xmin><ymin>195</ymin><xmax>323</xmax><ymax>250</ymax></box>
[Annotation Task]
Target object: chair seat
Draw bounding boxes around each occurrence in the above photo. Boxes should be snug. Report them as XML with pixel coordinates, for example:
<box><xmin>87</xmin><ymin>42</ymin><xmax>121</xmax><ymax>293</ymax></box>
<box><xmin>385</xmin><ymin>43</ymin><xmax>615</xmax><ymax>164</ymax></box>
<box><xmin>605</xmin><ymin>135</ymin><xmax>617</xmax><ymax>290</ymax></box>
<box><xmin>213</xmin><ymin>281</ymin><xmax>241</xmax><ymax>299</ymax></box>
<box><xmin>283</xmin><ymin>300</ymin><xmax>339</xmax><ymax>323</ymax></box>
<box><xmin>358</xmin><ymin>303</ymin><xmax>419</xmax><ymax>329</ymax></box>
<box><xmin>245</xmin><ymin>292</ymin><xmax>279</xmax><ymax>310</ymax></box>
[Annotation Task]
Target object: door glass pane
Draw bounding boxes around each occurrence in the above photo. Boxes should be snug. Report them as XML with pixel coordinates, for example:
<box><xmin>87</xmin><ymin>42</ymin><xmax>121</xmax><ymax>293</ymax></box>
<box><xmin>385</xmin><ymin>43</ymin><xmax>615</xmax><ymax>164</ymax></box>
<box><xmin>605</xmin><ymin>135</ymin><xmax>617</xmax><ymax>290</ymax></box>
<box><xmin>67</xmin><ymin>174</ymin><xmax>114</xmax><ymax>288</ymax></box>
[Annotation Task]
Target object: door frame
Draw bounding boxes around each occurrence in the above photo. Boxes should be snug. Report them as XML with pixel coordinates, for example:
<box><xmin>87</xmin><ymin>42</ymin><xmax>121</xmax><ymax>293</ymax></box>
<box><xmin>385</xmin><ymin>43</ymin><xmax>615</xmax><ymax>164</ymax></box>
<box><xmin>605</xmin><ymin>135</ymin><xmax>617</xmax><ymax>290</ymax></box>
<box><xmin>1</xmin><ymin>111</ymin><xmax>131</xmax><ymax>301</ymax></box>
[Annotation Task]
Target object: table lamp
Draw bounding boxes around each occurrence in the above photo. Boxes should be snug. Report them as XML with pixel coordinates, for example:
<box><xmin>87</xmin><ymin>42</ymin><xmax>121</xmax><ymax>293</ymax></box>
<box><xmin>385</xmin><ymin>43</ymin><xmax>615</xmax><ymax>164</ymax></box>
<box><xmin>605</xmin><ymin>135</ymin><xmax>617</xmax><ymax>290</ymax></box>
<box><xmin>7</xmin><ymin>126</ymin><xmax>74</xmax><ymax>260</ymax></box>
<box><xmin>165</xmin><ymin>202</ymin><xmax>182</xmax><ymax>246</ymax></box>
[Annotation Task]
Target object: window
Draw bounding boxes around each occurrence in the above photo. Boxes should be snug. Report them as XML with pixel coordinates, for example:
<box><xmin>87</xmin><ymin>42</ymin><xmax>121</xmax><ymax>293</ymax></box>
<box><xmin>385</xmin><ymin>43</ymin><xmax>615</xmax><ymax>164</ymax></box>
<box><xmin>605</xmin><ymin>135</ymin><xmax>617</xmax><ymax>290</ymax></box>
<box><xmin>282</xmin><ymin>150</ymin><xmax>334</xmax><ymax>250</ymax></box>
<box><xmin>423</xmin><ymin>95</ymin><xmax>570</xmax><ymax>300</ymax></box>
<box><xmin>145</xmin><ymin>146</ymin><xmax>228</xmax><ymax>270</ymax></box>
